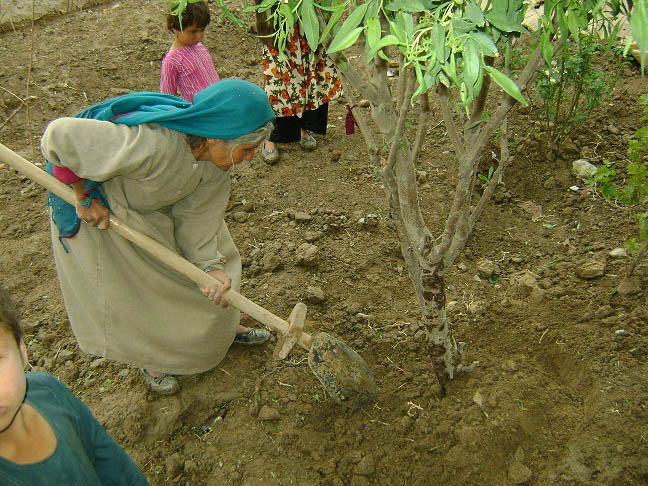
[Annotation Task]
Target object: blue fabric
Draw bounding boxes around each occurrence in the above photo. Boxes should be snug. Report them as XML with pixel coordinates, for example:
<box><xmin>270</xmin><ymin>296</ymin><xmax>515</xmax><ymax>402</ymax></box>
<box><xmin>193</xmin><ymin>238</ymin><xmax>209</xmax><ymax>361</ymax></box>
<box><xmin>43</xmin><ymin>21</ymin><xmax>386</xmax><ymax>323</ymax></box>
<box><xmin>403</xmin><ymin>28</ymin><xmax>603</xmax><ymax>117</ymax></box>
<box><xmin>0</xmin><ymin>372</ymin><xmax>148</xmax><ymax>486</ymax></box>
<box><xmin>75</xmin><ymin>80</ymin><xmax>275</xmax><ymax>139</ymax></box>
<box><xmin>48</xmin><ymin>80</ymin><xmax>275</xmax><ymax>241</ymax></box>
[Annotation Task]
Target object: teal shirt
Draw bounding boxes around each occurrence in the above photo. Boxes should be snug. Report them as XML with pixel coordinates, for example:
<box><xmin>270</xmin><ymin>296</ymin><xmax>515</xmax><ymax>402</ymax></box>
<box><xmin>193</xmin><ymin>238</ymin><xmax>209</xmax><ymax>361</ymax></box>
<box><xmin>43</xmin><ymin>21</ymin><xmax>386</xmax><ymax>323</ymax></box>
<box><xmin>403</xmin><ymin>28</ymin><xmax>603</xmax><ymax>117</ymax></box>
<box><xmin>0</xmin><ymin>372</ymin><xmax>148</xmax><ymax>486</ymax></box>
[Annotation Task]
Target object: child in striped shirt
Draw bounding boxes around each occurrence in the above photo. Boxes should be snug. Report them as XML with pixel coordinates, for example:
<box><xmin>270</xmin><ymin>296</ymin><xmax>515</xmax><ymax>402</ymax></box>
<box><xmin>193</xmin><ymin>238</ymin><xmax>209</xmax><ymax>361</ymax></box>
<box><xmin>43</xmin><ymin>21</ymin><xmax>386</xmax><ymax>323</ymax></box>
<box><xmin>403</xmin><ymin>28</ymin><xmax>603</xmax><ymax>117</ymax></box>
<box><xmin>161</xmin><ymin>1</ymin><xmax>220</xmax><ymax>102</ymax></box>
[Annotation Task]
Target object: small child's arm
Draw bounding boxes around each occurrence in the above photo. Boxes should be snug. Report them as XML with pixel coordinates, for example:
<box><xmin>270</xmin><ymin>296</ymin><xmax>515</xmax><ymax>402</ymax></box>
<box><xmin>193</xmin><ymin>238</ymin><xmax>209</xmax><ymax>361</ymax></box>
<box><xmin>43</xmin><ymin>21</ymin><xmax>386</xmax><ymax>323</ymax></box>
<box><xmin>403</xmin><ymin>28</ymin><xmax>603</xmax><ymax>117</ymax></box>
<box><xmin>160</xmin><ymin>56</ymin><xmax>180</xmax><ymax>97</ymax></box>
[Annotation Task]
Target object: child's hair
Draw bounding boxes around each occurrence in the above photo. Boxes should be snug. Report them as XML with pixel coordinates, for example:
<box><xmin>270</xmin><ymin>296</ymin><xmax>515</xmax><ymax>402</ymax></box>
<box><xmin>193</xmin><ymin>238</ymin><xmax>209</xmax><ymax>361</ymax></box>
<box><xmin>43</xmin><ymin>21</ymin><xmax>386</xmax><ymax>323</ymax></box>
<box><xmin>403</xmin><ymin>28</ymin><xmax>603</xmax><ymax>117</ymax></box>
<box><xmin>0</xmin><ymin>286</ymin><xmax>23</xmax><ymax>346</ymax></box>
<box><xmin>167</xmin><ymin>1</ymin><xmax>211</xmax><ymax>32</ymax></box>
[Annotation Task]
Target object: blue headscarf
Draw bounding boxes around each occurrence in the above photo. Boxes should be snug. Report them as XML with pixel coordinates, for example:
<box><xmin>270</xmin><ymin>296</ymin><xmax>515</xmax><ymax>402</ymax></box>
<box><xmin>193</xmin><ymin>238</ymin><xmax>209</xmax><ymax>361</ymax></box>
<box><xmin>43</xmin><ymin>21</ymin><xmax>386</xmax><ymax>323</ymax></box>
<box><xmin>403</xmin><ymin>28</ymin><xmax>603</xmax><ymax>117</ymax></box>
<box><xmin>48</xmin><ymin>80</ymin><xmax>275</xmax><ymax>247</ymax></box>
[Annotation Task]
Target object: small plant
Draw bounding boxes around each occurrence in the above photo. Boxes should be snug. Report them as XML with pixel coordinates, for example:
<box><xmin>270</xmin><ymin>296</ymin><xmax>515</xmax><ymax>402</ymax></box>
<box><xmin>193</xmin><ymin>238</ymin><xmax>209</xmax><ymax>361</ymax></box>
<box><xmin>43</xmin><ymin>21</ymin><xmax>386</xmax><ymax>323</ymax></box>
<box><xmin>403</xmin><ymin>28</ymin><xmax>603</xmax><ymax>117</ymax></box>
<box><xmin>534</xmin><ymin>33</ymin><xmax>615</xmax><ymax>147</ymax></box>
<box><xmin>477</xmin><ymin>166</ymin><xmax>495</xmax><ymax>187</ymax></box>
<box><xmin>587</xmin><ymin>93</ymin><xmax>648</xmax><ymax>277</ymax></box>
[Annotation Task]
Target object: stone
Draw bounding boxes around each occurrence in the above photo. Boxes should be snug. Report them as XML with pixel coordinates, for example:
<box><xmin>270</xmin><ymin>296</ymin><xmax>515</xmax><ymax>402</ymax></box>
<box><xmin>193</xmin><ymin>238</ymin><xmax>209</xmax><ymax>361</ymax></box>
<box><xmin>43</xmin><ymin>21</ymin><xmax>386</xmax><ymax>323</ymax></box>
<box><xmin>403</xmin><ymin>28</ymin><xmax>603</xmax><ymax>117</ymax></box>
<box><xmin>89</xmin><ymin>357</ymin><xmax>107</xmax><ymax>369</ymax></box>
<box><xmin>575</xmin><ymin>260</ymin><xmax>606</xmax><ymax>279</ymax></box>
<box><xmin>595</xmin><ymin>305</ymin><xmax>614</xmax><ymax>319</ymax></box>
<box><xmin>472</xmin><ymin>390</ymin><xmax>483</xmax><ymax>407</ymax></box>
<box><xmin>56</xmin><ymin>349</ymin><xmax>74</xmax><ymax>363</ymax></box>
<box><xmin>477</xmin><ymin>258</ymin><xmax>499</xmax><ymax>278</ymax></box>
<box><xmin>304</xmin><ymin>230</ymin><xmax>322</xmax><ymax>242</ymax></box>
<box><xmin>295</xmin><ymin>243</ymin><xmax>319</xmax><ymax>267</ymax></box>
<box><xmin>165</xmin><ymin>453</ymin><xmax>183</xmax><ymax>478</ymax></box>
<box><xmin>617</xmin><ymin>276</ymin><xmax>641</xmax><ymax>297</ymax></box>
<box><xmin>232</xmin><ymin>211</ymin><xmax>248</xmax><ymax>223</ymax></box>
<box><xmin>572</xmin><ymin>159</ymin><xmax>598</xmax><ymax>180</ymax></box>
<box><xmin>508</xmin><ymin>461</ymin><xmax>532</xmax><ymax>484</ymax></box>
<box><xmin>305</xmin><ymin>286</ymin><xmax>325</xmax><ymax>303</ymax></box>
<box><xmin>353</xmin><ymin>455</ymin><xmax>375</xmax><ymax>476</ymax></box>
<box><xmin>262</xmin><ymin>252</ymin><xmax>283</xmax><ymax>272</ymax></box>
<box><xmin>609</xmin><ymin>247</ymin><xmax>628</xmax><ymax>258</ymax></box>
<box><xmin>258</xmin><ymin>405</ymin><xmax>280</xmax><ymax>421</ymax></box>
<box><xmin>294</xmin><ymin>211</ymin><xmax>312</xmax><ymax>222</ymax></box>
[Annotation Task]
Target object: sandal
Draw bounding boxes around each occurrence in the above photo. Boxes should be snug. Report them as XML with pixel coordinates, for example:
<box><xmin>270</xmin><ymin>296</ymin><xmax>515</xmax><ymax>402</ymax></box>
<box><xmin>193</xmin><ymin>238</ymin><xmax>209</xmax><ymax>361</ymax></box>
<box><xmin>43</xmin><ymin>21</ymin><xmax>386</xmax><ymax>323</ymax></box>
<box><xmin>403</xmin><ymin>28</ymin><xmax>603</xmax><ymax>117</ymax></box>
<box><xmin>234</xmin><ymin>328</ymin><xmax>271</xmax><ymax>345</ymax></box>
<box><xmin>262</xmin><ymin>146</ymin><xmax>279</xmax><ymax>164</ymax></box>
<box><xmin>299</xmin><ymin>132</ymin><xmax>317</xmax><ymax>151</ymax></box>
<box><xmin>140</xmin><ymin>369</ymin><xmax>180</xmax><ymax>395</ymax></box>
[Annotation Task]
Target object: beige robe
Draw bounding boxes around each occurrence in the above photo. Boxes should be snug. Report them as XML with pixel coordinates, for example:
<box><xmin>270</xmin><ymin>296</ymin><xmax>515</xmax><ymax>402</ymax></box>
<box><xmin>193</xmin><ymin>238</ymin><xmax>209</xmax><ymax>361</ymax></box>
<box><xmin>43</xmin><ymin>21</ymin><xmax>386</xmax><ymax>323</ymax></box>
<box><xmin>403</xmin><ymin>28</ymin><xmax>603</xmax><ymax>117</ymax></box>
<box><xmin>41</xmin><ymin>118</ymin><xmax>240</xmax><ymax>374</ymax></box>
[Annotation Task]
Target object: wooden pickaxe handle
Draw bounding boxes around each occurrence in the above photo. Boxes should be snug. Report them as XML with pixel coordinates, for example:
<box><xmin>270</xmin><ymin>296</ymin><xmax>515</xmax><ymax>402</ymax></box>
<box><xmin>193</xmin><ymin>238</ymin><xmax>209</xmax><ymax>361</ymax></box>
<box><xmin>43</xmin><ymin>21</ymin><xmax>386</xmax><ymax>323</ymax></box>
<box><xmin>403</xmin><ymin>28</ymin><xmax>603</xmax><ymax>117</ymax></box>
<box><xmin>0</xmin><ymin>142</ymin><xmax>312</xmax><ymax>351</ymax></box>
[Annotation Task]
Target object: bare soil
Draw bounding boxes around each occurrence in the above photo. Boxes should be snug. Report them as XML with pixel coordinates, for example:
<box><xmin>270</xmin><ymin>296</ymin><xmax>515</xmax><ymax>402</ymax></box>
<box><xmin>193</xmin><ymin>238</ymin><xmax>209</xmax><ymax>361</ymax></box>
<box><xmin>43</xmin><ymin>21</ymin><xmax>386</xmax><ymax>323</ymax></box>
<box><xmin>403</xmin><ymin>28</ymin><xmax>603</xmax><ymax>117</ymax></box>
<box><xmin>0</xmin><ymin>1</ymin><xmax>647</xmax><ymax>485</ymax></box>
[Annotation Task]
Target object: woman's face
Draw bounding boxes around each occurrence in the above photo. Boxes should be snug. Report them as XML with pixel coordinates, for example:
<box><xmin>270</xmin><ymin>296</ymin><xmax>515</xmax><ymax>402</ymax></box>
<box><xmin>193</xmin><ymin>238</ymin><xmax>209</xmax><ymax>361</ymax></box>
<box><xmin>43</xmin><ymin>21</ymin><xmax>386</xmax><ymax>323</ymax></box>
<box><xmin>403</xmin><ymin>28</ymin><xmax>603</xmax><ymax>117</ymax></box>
<box><xmin>196</xmin><ymin>139</ymin><xmax>261</xmax><ymax>170</ymax></box>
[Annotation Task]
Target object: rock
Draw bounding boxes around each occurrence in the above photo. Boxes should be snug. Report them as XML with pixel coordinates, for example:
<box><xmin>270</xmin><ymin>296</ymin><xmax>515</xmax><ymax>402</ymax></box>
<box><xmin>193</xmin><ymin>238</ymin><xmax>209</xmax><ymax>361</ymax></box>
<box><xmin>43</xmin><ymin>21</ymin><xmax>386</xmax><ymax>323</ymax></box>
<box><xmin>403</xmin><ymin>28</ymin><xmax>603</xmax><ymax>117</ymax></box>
<box><xmin>617</xmin><ymin>276</ymin><xmax>641</xmax><ymax>296</ymax></box>
<box><xmin>472</xmin><ymin>390</ymin><xmax>483</xmax><ymax>407</ymax></box>
<box><xmin>595</xmin><ymin>305</ymin><xmax>614</xmax><ymax>319</ymax></box>
<box><xmin>399</xmin><ymin>415</ymin><xmax>413</xmax><ymax>429</ymax></box>
<box><xmin>305</xmin><ymin>286</ymin><xmax>325</xmax><ymax>303</ymax></box>
<box><xmin>520</xmin><ymin>200</ymin><xmax>543</xmax><ymax>220</ymax></box>
<box><xmin>242</xmin><ymin>199</ymin><xmax>255</xmax><ymax>212</ymax></box>
<box><xmin>89</xmin><ymin>357</ymin><xmax>107</xmax><ymax>369</ymax></box>
<box><xmin>510</xmin><ymin>271</ymin><xmax>540</xmax><ymax>298</ymax></box>
<box><xmin>117</xmin><ymin>368</ymin><xmax>129</xmax><ymax>378</ymax></box>
<box><xmin>184</xmin><ymin>460</ymin><xmax>198</xmax><ymax>474</ymax></box>
<box><xmin>294</xmin><ymin>211</ymin><xmax>312</xmax><ymax>222</ymax></box>
<box><xmin>358</xmin><ymin>99</ymin><xmax>370</xmax><ymax>107</ymax></box>
<box><xmin>165</xmin><ymin>453</ymin><xmax>184</xmax><ymax>478</ymax></box>
<box><xmin>353</xmin><ymin>455</ymin><xmax>375</xmax><ymax>476</ymax></box>
<box><xmin>502</xmin><ymin>359</ymin><xmax>518</xmax><ymax>372</ymax></box>
<box><xmin>514</xmin><ymin>446</ymin><xmax>525</xmax><ymax>463</ymax></box>
<box><xmin>258</xmin><ymin>405</ymin><xmax>280</xmax><ymax>421</ymax></box>
<box><xmin>295</xmin><ymin>243</ymin><xmax>319</xmax><ymax>267</ymax></box>
<box><xmin>304</xmin><ymin>230</ymin><xmax>323</xmax><ymax>242</ymax></box>
<box><xmin>262</xmin><ymin>252</ymin><xmax>283</xmax><ymax>272</ymax></box>
<box><xmin>457</xmin><ymin>262</ymin><xmax>468</xmax><ymax>271</ymax></box>
<box><xmin>477</xmin><ymin>258</ymin><xmax>499</xmax><ymax>278</ymax></box>
<box><xmin>572</xmin><ymin>159</ymin><xmax>598</xmax><ymax>180</ymax></box>
<box><xmin>530</xmin><ymin>286</ymin><xmax>545</xmax><ymax>304</ymax></box>
<box><xmin>232</xmin><ymin>211</ymin><xmax>248</xmax><ymax>223</ymax></box>
<box><xmin>416</xmin><ymin>170</ymin><xmax>427</xmax><ymax>183</ymax></box>
<box><xmin>467</xmin><ymin>301</ymin><xmax>484</xmax><ymax>315</ymax></box>
<box><xmin>56</xmin><ymin>349</ymin><xmax>74</xmax><ymax>363</ymax></box>
<box><xmin>609</xmin><ymin>247</ymin><xmax>628</xmax><ymax>258</ymax></box>
<box><xmin>575</xmin><ymin>260</ymin><xmax>606</xmax><ymax>279</ymax></box>
<box><xmin>508</xmin><ymin>461</ymin><xmax>532</xmax><ymax>484</ymax></box>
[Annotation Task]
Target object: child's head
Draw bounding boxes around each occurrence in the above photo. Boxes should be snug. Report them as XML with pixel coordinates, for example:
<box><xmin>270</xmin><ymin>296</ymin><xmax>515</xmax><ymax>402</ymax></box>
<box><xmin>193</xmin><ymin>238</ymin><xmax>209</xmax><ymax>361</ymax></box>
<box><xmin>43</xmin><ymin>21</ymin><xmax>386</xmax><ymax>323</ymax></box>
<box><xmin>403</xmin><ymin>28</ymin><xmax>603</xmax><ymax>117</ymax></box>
<box><xmin>167</xmin><ymin>1</ymin><xmax>211</xmax><ymax>33</ymax></box>
<box><xmin>0</xmin><ymin>286</ymin><xmax>28</xmax><ymax>435</ymax></box>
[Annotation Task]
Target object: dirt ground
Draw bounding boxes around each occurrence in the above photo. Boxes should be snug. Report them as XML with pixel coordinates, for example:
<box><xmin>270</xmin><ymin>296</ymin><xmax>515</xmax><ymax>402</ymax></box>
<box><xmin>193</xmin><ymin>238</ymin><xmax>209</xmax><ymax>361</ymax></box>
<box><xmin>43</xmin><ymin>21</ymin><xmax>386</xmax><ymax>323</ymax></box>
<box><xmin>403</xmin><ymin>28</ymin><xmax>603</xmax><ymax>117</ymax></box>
<box><xmin>1</xmin><ymin>1</ymin><xmax>647</xmax><ymax>485</ymax></box>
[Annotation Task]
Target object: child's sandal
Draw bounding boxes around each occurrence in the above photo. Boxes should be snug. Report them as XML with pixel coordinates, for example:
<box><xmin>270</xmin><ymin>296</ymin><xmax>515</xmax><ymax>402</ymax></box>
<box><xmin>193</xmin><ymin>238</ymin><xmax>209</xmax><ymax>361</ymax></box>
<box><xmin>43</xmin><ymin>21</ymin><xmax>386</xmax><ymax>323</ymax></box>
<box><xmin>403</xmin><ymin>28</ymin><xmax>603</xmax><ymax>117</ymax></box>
<box><xmin>140</xmin><ymin>369</ymin><xmax>179</xmax><ymax>395</ymax></box>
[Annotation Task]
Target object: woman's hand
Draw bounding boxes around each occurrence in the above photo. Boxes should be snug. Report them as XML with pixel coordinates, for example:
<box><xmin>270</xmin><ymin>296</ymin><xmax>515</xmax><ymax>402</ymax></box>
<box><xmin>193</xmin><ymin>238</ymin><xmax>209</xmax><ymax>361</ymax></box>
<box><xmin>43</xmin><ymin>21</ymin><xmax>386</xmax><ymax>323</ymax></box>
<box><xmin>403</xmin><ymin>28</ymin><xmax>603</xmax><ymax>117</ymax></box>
<box><xmin>72</xmin><ymin>180</ymin><xmax>110</xmax><ymax>230</ymax></box>
<box><xmin>200</xmin><ymin>269</ymin><xmax>231</xmax><ymax>307</ymax></box>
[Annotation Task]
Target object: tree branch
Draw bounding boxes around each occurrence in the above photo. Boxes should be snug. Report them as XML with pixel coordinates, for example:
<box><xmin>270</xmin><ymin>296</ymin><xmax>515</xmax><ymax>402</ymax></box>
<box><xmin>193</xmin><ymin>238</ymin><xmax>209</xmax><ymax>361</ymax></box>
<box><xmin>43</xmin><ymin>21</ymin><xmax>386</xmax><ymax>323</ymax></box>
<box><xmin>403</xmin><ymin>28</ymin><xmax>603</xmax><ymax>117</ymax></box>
<box><xmin>437</xmin><ymin>85</ymin><xmax>466</xmax><ymax>160</ymax></box>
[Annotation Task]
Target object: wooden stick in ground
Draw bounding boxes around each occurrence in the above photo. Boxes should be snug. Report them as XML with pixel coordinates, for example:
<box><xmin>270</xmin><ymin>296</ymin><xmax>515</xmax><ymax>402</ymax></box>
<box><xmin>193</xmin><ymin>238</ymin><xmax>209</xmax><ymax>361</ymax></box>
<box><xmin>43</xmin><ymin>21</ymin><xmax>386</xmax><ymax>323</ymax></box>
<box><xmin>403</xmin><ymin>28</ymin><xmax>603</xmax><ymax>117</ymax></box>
<box><xmin>0</xmin><ymin>142</ymin><xmax>313</xmax><ymax>351</ymax></box>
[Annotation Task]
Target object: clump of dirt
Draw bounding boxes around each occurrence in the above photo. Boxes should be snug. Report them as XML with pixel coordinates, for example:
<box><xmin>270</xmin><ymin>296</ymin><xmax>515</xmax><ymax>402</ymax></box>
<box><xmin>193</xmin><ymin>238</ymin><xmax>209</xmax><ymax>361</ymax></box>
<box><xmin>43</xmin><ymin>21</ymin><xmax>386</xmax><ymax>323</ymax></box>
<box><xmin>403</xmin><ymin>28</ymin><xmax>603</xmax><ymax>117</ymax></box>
<box><xmin>1</xmin><ymin>1</ymin><xmax>646</xmax><ymax>485</ymax></box>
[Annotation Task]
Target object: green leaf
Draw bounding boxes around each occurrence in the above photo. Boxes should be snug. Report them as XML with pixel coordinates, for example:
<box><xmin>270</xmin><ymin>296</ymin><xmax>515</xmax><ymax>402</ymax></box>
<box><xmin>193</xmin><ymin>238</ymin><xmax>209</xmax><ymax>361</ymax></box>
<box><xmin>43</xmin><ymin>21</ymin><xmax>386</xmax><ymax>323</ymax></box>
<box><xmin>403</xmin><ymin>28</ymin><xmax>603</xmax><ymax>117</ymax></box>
<box><xmin>396</xmin><ymin>11</ymin><xmax>414</xmax><ymax>39</ymax></box>
<box><xmin>465</xmin><ymin>1</ymin><xmax>485</xmax><ymax>27</ymax></box>
<box><xmin>300</xmin><ymin>0</ymin><xmax>320</xmax><ymax>52</ymax></box>
<box><xmin>630</xmin><ymin>0</ymin><xmax>648</xmax><ymax>74</ymax></box>
<box><xmin>484</xmin><ymin>66</ymin><xmax>528</xmax><ymax>105</ymax></box>
<box><xmin>367</xmin><ymin>34</ymin><xmax>400</xmax><ymax>60</ymax></box>
<box><xmin>384</xmin><ymin>0</ymin><xmax>425</xmax><ymax>12</ymax></box>
<box><xmin>319</xmin><ymin>5</ymin><xmax>344</xmax><ymax>43</ymax></box>
<box><xmin>328</xmin><ymin>26</ymin><xmax>363</xmax><ymax>53</ymax></box>
<box><xmin>279</xmin><ymin>2</ymin><xmax>294</xmax><ymax>29</ymax></box>
<box><xmin>327</xmin><ymin>3</ymin><xmax>368</xmax><ymax>53</ymax></box>
<box><xmin>541</xmin><ymin>30</ymin><xmax>552</xmax><ymax>65</ymax></box>
<box><xmin>463</xmin><ymin>39</ymin><xmax>480</xmax><ymax>96</ymax></box>
<box><xmin>567</xmin><ymin>9</ymin><xmax>580</xmax><ymax>41</ymax></box>
<box><xmin>432</xmin><ymin>22</ymin><xmax>447</xmax><ymax>62</ymax></box>
<box><xmin>366</xmin><ymin>16</ymin><xmax>381</xmax><ymax>49</ymax></box>
<box><xmin>484</xmin><ymin>9</ymin><xmax>525</xmax><ymax>33</ymax></box>
<box><xmin>469</xmin><ymin>31</ymin><xmax>498</xmax><ymax>56</ymax></box>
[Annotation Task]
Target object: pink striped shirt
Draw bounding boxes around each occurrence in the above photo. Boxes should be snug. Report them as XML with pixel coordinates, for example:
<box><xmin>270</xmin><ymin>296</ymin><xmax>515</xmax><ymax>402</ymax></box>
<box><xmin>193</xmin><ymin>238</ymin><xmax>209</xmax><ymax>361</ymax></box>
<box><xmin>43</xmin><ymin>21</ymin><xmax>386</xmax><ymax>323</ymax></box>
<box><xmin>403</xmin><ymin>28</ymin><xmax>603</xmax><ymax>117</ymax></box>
<box><xmin>160</xmin><ymin>42</ymin><xmax>220</xmax><ymax>102</ymax></box>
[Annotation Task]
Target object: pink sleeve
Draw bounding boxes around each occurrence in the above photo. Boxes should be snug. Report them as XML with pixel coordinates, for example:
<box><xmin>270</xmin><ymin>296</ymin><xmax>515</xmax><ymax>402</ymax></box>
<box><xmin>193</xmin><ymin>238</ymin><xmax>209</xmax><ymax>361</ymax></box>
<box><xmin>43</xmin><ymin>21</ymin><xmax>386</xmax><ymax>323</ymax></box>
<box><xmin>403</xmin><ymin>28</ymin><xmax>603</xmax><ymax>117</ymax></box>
<box><xmin>53</xmin><ymin>165</ymin><xmax>82</xmax><ymax>184</ymax></box>
<box><xmin>160</xmin><ymin>56</ymin><xmax>179</xmax><ymax>96</ymax></box>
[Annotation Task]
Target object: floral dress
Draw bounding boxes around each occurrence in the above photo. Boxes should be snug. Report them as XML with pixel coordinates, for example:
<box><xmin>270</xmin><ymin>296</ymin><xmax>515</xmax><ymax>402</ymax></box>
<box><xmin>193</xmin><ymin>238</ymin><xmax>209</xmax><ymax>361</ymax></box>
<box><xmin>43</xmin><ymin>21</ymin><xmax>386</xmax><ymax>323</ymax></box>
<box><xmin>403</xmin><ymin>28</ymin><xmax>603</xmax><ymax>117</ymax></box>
<box><xmin>262</xmin><ymin>28</ymin><xmax>342</xmax><ymax>117</ymax></box>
